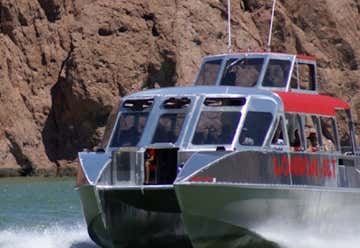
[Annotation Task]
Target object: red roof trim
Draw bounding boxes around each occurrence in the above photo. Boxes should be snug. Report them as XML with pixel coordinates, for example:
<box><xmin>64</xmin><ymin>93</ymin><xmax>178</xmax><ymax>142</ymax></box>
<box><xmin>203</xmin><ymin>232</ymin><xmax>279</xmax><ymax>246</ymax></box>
<box><xmin>275</xmin><ymin>91</ymin><xmax>349</xmax><ymax>116</ymax></box>
<box><xmin>296</xmin><ymin>54</ymin><xmax>316</xmax><ymax>61</ymax></box>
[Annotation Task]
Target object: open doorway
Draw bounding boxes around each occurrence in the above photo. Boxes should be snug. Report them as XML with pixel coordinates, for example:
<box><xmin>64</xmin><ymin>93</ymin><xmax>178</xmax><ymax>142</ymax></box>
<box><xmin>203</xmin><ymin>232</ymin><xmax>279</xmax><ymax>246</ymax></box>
<box><xmin>144</xmin><ymin>148</ymin><xmax>179</xmax><ymax>185</ymax></box>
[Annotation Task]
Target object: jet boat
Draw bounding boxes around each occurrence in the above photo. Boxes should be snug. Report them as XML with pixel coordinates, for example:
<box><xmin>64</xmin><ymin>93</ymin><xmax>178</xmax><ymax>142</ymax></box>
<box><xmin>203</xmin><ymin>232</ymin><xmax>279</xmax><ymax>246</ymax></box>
<box><xmin>76</xmin><ymin>52</ymin><xmax>360</xmax><ymax>247</ymax></box>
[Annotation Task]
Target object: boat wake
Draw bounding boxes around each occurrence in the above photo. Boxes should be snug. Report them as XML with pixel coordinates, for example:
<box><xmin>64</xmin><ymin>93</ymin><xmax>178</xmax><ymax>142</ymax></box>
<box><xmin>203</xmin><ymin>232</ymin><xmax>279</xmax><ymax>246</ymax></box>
<box><xmin>0</xmin><ymin>223</ymin><xmax>97</xmax><ymax>248</ymax></box>
<box><xmin>255</xmin><ymin>222</ymin><xmax>360</xmax><ymax>248</ymax></box>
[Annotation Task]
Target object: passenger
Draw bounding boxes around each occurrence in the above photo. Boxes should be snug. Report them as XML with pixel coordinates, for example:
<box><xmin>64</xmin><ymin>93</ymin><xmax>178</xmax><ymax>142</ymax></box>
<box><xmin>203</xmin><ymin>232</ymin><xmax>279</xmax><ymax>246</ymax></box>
<box><xmin>272</xmin><ymin>123</ymin><xmax>284</xmax><ymax>145</ymax></box>
<box><xmin>290</xmin><ymin>129</ymin><xmax>302</xmax><ymax>151</ymax></box>
<box><xmin>323</xmin><ymin>137</ymin><xmax>336</xmax><ymax>151</ymax></box>
<box><xmin>242</xmin><ymin>137</ymin><xmax>255</xmax><ymax>145</ymax></box>
<box><xmin>239</xmin><ymin>126</ymin><xmax>252</xmax><ymax>145</ymax></box>
<box><xmin>320</xmin><ymin>121</ymin><xmax>337</xmax><ymax>151</ymax></box>
<box><xmin>145</xmin><ymin>149</ymin><xmax>157</xmax><ymax>184</ymax></box>
<box><xmin>307</xmin><ymin>131</ymin><xmax>319</xmax><ymax>152</ymax></box>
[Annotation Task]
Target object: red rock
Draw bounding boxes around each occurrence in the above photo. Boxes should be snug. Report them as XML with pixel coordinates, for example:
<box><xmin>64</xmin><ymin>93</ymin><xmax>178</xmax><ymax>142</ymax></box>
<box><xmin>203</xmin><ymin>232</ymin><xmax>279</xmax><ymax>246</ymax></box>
<box><xmin>0</xmin><ymin>0</ymin><xmax>360</xmax><ymax>176</ymax></box>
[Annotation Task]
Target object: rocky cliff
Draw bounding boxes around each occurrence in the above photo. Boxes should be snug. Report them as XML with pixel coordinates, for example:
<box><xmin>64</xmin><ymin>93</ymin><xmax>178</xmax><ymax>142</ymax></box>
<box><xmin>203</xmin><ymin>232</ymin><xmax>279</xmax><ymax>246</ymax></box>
<box><xmin>1</xmin><ymin>0</ymin><xmax>360</xmax><ymax>176</ymax></box>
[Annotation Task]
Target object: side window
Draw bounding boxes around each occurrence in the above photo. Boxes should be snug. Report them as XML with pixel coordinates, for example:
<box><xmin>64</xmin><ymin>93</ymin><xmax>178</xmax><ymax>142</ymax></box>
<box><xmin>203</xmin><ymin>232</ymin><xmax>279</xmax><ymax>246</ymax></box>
<box><xmin>320</xmin><ymin>117</ymin><xmax>338</xmax><ymax>152</ymax></box>
<box><xmin>271</xmin><ymin>117</ymin><xmax>287</xmax><ymax>146</ymax></box>
<box><xmin>239</xmin><ymin>112</ymin><xmax>273</xmax><ymax>146</ymax></box>
<box><xmin>152</xmin><ymin>113</ymin><xmax>186</xmax><ymax>143</ymax></box>
<box><xmin>303</xmin><ymin>115</ymin><xmax>320</xmax><ymax>152</ymax></box>
<box><xmin>102</xmin><ymin>100</ymin><xmax>121</xmax><ymax>148</ymax></box>
<box><xmin>192</xmin><ymin>111</ymin><xmax>242</xmax><ymax>145</ymax></box>
<box><xmin>110</xmin><ymin>113</ymin><xmax>149</xmax><ymax>147</ymax></box>
<box><xmin>263</xmin><ymin>59</ymin><xmax>291</xmax><ymax>88</ymax></box>
<box><xmin>286</xmin><ymin>113</ymin><xmax>304</xmax><ymax>152</ymax></box>
<box><xmin>335</xmin><ymin>110</ymin><xmax>352</xmax><ymax>153</ymax></box>
<box><xmin>290</xmin><ymin>63</ymin><xmax>298</xmax><ymax>89</ymax></box>
<box><xmin>221</xmin><ymin>58</ymin><xmax>263</xmax><ymax>87</ymax></box>
<box><xmin>290</xmin><ymin>62</ymin><xmax>316</xmax><ymax>90</ymax></box>
<box><xmin>195</xmin><ymin>60</ymin><xmax>222</xmax><ymax>85</ymax></box>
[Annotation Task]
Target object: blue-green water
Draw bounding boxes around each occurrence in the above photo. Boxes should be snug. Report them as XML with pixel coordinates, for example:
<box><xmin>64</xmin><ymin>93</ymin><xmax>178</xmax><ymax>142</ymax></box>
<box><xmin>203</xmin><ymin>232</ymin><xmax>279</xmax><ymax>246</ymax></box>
<box><xmin>1</xmin><ymin>178</ymin><xmax>358</xmax><ymax>248</ymax></box>
<box><xmin>0</xmin><ymin>177</ymin><xmax>97</xmax><ymax>248</ymax></box>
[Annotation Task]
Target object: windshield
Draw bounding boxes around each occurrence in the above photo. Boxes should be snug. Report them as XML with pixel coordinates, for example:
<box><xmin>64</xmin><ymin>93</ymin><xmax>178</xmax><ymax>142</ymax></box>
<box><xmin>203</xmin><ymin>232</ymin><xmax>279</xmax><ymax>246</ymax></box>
<box><xmin>152</xmin><ymin>113</ymin><xmax>186</xmax><ymax>143</ymax></box>
<box><xmin>192</xmin><ymin>111</ymin><xmax>242</xmax><ymax>145</ymax></box>
<box><xmin>110</xmin><ymin>112</ymin><xmax>149</xmax><ymax>147</ymax></box>
<box><xmin>220</xmin><ymin>58</ymin><xmax>264</xmax><ymax>86</ymax></box>
<box><xmin>195</xmin><ymin>60</ymin><xmax>222</xmax><ymax>85</ymax></box>
<box><xmin>101</xmin><ymin>100</ymin><xmax>121</xmax><ymax>149</ymax></box>
<box><xmin>239</xmin><ymin>111</ymin><xmax>273</xmax><ymax>146</ymax></box>
<box><xmin>262</xmin><ymin>59</ymin><xmax>291</xmax><ymax>87</ymax></box>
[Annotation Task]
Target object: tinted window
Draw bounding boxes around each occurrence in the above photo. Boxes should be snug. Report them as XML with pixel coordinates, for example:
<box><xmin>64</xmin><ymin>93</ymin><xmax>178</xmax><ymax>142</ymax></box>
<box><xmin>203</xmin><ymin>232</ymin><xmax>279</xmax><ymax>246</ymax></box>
<box><xmin>110</xmin><ymin>113</ymin><xmax>148</xmax><ymax>147</ymax></box>
<box><xmin>221</xmin><ymin>58</ymin><xmax>263</xmax><ymax>86</ymax></box>
<box><xmin>271</xmin><ymin>118</ymin><xmax>286</xmax><ymax>146</ymax></box>
<box><xmin>291</xmin><ymin>63</ymin><xmax>316</xmax><ymax>90</ymax></box>
<box><xmin>335</xmin><ymin>110</ymin><xmax>352</xmax><ymax>152</ymax></box>
<box><xmin>239</xmin><ymin>112</ymin><xmax>273</xmax><ymax>146</ymax></box>
<box><xmin>101</xmin><ymin>100</ymin><xmax>121</xmax><ymax>148</ymax></box>
<box><xmin>320</xmin><ymin>117</ymin><xmax>338</xmax><ymax>151</ymax></box>
<box><xmin>152</xmin><ymin>113</ymin><xmax>186</xmax><ymax>143</ymax></box>
<box><xmin>195</xmin><ymin>60</ymin><xmax>222</xmax><ymax>85</ymax></box>
<box><xmin>303</xmin><ymin>115</ymin><xmax>320</xmax><ymax>152</ymax></box>
<box><xmin>192</xmin><ymin>111</ymin><xmax>241</xmax><ymax>145</ymax></box>
<box><xmin>299</xmin><ymin>63</ymin><xmax>316</xmax><ymax>90</ymax></box>
<box><xmin>262</xmin><ymin>59</ymin><xmax>291</xmax><ymax>87</ymax></box>
<box><xmin>285</xmin><ymin>113</ymin><xmax>304</xmax><ymax>151</ymax></box>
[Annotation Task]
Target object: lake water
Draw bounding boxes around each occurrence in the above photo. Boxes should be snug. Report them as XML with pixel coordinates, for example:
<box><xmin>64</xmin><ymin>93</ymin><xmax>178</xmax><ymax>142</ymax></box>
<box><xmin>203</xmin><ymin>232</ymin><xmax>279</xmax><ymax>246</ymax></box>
<box><xmin>0</xmin><ymin>177</ymin><xmax>97</xmax><ymax>248</ymax></box>
<box><xmin>1</xmin><ymin>177</ymin><xmax>359</xmax><ymax>248</ymax></box>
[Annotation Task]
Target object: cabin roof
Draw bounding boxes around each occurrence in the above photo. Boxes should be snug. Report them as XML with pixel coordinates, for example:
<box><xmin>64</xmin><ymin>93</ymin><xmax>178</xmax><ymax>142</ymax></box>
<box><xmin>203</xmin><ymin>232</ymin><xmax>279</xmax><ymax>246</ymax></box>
<box><xmin>127</xmin><ymin>86</ymin><xmax>349</xmax><ymax>116</ymax></box>
<box><xmin>275</xmin><ymin>91</ymin><xmax>349</xmax><ymax>116</ymax></box>
<box><xmin>202</xmin><ymin>52</ymin><xmax>316</xmax><ymax>62</ymax></box>
<box><xmin>129</xmin><ymin>86</ymin><xmax>276</xmax><ymax>98</ymax></box>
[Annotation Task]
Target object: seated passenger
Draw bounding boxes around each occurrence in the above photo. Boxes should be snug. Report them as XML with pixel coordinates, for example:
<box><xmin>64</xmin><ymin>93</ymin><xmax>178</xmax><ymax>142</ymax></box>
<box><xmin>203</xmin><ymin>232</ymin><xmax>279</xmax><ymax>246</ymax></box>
<box><xmin>271</xmin><ymin>123</ymin><xmax>285</xmax><ymax>145</ymax></box>
<box><xmin>307</xmin><ymin>131</ymin><xmax>319</xmax><ymax>152</ymax></box>
<box><xmin>290</xmin><ymin>129</ymin><xmax>302</xmax><ymax>151</ymax></box>
<box><xmin>323</xmin><ymin>137</ymin><xmax>336</xmax><ymax>151</ymax></box>
<box><xmin>242</xmin><ymin>137</ymin><xmax>255</xmax><ymax>145</ymax></box>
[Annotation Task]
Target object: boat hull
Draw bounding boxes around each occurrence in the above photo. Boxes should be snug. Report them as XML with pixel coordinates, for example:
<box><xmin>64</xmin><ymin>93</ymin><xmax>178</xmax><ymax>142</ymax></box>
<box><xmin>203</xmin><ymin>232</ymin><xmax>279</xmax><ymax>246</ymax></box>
<box><xmin>96</xmin><ymin>186</ymin><xmax>192</xmax><ymax>248</ymax></box>
<box><xmin>77</xmin><ymin>185</ymin><xmax>112</xmax><ymax>248</ymax></box>
<box><xmin>175</xmin><ymin>183</ymin><xmax>360</xmax><ymax>248</ymax></box>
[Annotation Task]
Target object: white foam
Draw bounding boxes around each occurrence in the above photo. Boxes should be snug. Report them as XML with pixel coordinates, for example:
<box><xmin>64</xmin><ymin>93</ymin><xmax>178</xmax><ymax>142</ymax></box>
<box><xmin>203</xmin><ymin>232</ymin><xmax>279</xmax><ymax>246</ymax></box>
<box><xmin>255</xmin><ymin>224</ymin><xmax>360</xmax><ymax>248</ymax></box>
<box><xmin>0</xmin><ymin>223</ymin><xmax>97</xmax><ymax>248</ymax></box>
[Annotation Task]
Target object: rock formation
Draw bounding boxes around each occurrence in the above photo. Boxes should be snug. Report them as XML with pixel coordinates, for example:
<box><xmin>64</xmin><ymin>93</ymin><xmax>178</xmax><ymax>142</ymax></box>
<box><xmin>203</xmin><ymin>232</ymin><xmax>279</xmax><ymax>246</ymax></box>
<box><xmin>0</xmin><ymin>0</ymin><xmax>360</xmax><ymax>176</ymax></box>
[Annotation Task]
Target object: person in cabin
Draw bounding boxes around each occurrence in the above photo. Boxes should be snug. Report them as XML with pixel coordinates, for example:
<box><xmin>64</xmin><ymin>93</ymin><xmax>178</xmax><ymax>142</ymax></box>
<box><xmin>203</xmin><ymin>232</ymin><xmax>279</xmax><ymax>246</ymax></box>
<box><xmin>145</xmin><ymin>148</ymin><xmax>157</xmax><ymax>184</ymax></box>
<box><xmin>306</xmin><ymin>129</ymin><xmax>319</xmax><ymax>152</ymax></box>
<box><xmin>290</xmin><ymin>129</ymin><xmax>302</xmax><ymax>151</ymax></box>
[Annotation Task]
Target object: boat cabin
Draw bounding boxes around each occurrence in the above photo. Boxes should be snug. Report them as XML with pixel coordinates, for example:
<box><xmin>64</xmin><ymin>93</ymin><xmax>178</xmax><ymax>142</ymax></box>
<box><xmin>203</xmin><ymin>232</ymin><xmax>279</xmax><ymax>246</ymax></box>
<box><xmin>100</xmin><ymin>85</ymin><xmax>357</xmax><ymax>186</ymax></box>
<box><xmin>194</xmin><ymin>52</ymin><xmax>317</xmax><ymax>92</ymax></box>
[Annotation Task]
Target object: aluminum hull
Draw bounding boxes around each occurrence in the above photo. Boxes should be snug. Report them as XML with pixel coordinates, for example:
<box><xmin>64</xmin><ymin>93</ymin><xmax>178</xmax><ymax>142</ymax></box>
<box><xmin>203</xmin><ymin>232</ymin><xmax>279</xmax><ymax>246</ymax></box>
<box><xmin>175</xmin><ymin>183</ymin><xmax>360</xmax><ymax>248</ymax></box>
<box><xmin>77</xmin><ymin>185</ymin><xmax>112</xmax><ymax>248</ymax></box>
<box><xmin>79</xmin><ymin>185</ymin><xmax>192</xmax><ymax>248</ymax></box>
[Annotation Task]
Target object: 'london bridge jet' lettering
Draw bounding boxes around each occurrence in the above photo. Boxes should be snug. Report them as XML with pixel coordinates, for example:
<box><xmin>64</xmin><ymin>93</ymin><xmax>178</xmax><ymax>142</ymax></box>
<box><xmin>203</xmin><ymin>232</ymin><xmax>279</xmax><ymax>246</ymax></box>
<box><xmin>273</xmin><ymin>155</ymin><xmax>336</xmax><ymax>178</ymax></box>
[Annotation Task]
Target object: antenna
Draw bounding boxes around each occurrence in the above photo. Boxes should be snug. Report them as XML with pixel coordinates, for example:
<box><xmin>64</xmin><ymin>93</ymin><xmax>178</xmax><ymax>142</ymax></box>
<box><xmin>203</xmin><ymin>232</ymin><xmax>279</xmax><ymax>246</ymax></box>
<box><xmin>267</xmin><ymin>0</ymin><xmax>277</xmax><ymax>52</ymax></box>
<box><xmin>227</xmin><ymin>0</ymin><xmax>232</xmax><ymax>52</ymax></box>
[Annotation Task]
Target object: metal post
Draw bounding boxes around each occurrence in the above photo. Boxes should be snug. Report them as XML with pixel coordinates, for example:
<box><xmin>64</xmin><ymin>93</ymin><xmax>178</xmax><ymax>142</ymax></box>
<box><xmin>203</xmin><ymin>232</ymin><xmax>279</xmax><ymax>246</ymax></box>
<box><xmin>267</xmin><ymin>0</ymin><xmax>277</xmax><ymax>52</ymax></box>
<box><xmin>227</xmin><ymin>0</ymin><xmax>232</xmax><ymax>52</ymax></box>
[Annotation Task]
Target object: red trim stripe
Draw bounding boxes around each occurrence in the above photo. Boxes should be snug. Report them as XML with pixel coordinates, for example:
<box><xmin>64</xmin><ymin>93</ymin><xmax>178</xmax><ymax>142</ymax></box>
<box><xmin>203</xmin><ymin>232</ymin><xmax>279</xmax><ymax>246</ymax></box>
<box><xmin>296</xmin><ymin>54</ymin><xmax>316</xmax><ymax>61</ymax></box>
<box><xmin>275</xmin><ymin>91</ymin><xmax>349</xmax><ymax>116</ymax></box>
